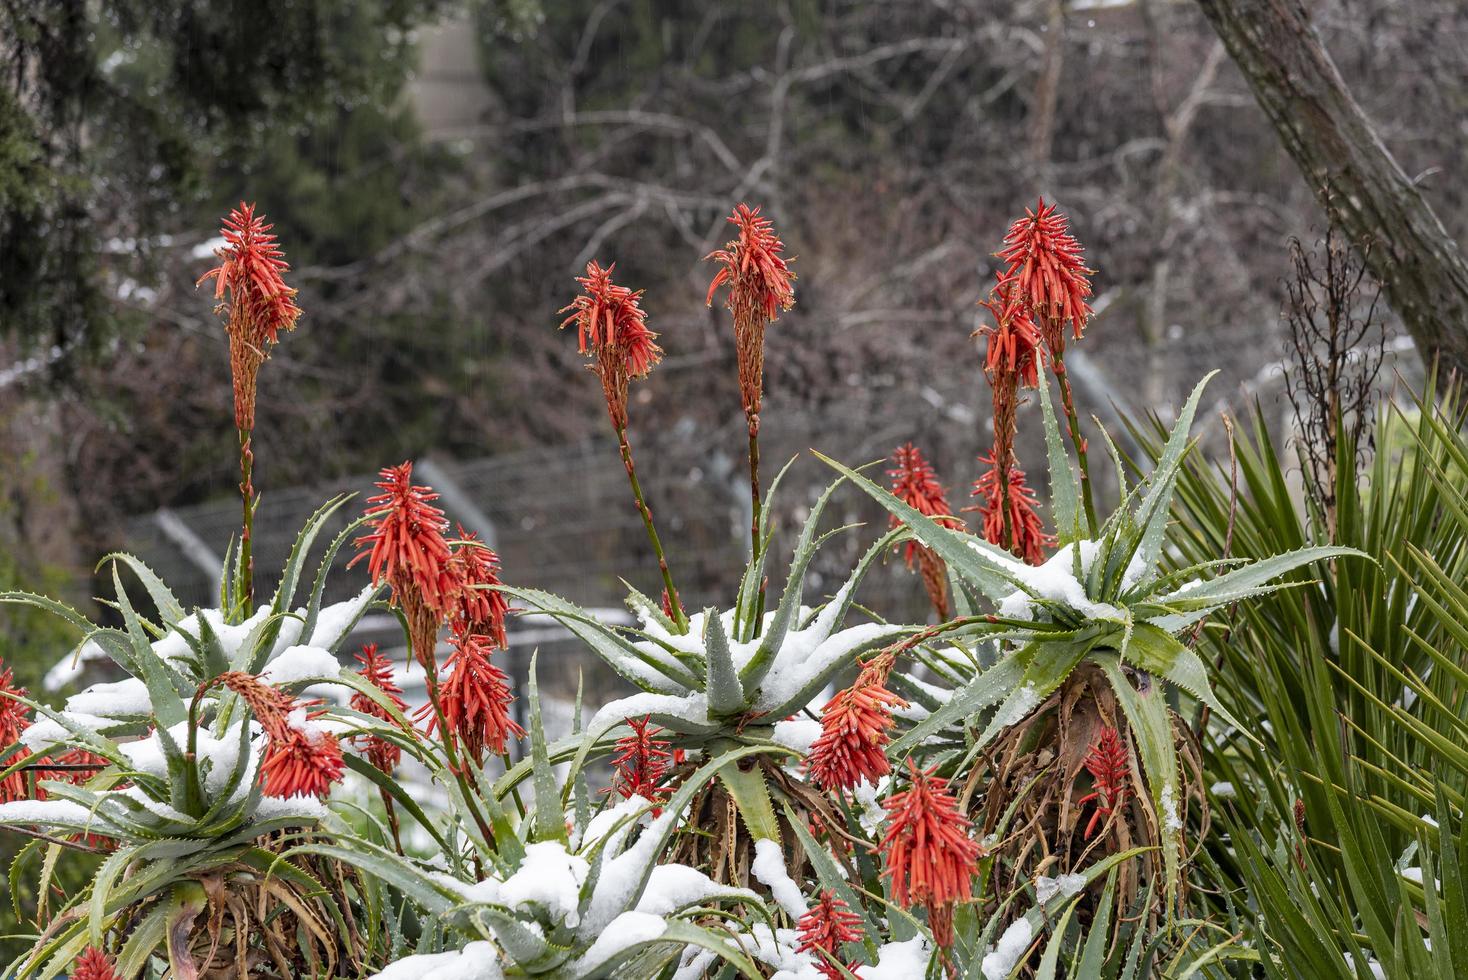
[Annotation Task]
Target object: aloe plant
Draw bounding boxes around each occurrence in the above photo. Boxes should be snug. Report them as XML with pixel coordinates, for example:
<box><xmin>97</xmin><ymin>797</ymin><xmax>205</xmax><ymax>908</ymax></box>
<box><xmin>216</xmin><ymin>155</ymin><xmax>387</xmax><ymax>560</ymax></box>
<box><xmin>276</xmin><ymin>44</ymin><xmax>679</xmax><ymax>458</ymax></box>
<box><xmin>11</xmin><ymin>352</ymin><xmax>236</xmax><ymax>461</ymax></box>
<box><xmin>822</xmin><ymin>373</ymin><xmax>1367</xmax><ymax>913</ymax></box>
<box><xmin>0</xmin><ymin>497</ymin><xmax>396</xmax><ymax>978</ymax></box>
<box><xmin>297</xmin><ymin>661</ymin><xmax>779</xmax><ymax>979</ymax></box>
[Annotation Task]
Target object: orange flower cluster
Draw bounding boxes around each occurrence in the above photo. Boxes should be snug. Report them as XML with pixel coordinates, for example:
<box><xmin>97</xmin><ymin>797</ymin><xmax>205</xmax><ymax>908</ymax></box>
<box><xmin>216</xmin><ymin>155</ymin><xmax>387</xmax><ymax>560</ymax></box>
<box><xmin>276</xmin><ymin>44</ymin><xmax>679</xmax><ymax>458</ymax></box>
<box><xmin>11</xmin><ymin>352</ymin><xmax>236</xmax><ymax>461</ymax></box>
<box><xmin>888</xmin><ymin>444</ymin><xmax>964</xmax><ymax>618</ymax></box>
<box><xmin>997</xmin><ymin>197</ymin><xmax>1094</xmax><ymax>351</ymax></box>
<box><xmin>876</xmin><ymin>760</ymin><xmax>980</xmax><ymax>948</ymax></box>
<box><xmin>559</xmin><ymin>261</ymin><xmax>662</xmax><ymax>430</ymax></box>
<box><xmin>445</xmin><ymin>527</ymin><xmax>511</xmax><ymax>650</ymax></box>
<box><xmin>797</xmin><ymin>889</ymin><xmax>864</xmax><ymax>979</ymax></box>
<box><xmin>350</xmin><ymin>644</ymin><xmax>409</xmax><ymax>775</ymax></box>
<box><xmin>808</xmin><ymin>652</ymin><xmax>908</xmax><ymax>792</ymax></box>
<box><xmin>0</xmin><ymin>659</ymin><xmax>32</xmax><ymax>804</ymax></box>
<box><xmin>197</xmin><ymin>203</ymin><xmax>301</xmax><ymax>430</ymax></box>
<box><xmin>970</xmin><ymin>455</ymin><xmax>1053</xmax><ymax>567</ymax></box>
<box><xmin>351</xmin><ymin>462</ymin><xmax>457</xmax><ymax>667</ymax></box>
<box><xmin>416</xmin><ymin>631</ymin><xmax>524</xmax><ymax>767</ymax></box>
<box><xmin>218</xmin><ymin>672</ymin><xmax>344</xmax><ymax>799</ymax></box>
<box><xmin>706</xmin><ymin>203</ymin><xmax>796</xmax><ymax>420</ymax></box>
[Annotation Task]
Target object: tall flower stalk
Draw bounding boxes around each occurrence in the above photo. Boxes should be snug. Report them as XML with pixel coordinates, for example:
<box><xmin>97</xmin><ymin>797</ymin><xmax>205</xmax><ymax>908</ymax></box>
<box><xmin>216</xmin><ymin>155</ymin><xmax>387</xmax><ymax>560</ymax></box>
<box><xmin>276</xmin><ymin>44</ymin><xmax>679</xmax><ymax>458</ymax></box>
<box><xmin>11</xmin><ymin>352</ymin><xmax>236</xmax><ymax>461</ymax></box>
<box><xmin>706</xmin><ymin>204</ymin><xmax>796</xmax><ymax>631</ymax></box>
<box><xmin>887</xmin><ymin>443</ymin><xmax>963</xmax><ymax>618</ymax></box>
<box><xmin>995</xmin><ymin>198</ymin><xmax>1096</xmax><ymax>528</ymax></box>
<box><xmin>975</xmin><ymin>279</ymin><xmax>1043</xmax><ymax>558</ymax></box>
<box><xmin>198</xmin><ymin>203</ymin><xmax>302</xmax><ymax>616</ymax></box>
<box><xmin>560</xmin><ymin>261</ymin><xmax>686</xmax><ymax>630</ymax></box>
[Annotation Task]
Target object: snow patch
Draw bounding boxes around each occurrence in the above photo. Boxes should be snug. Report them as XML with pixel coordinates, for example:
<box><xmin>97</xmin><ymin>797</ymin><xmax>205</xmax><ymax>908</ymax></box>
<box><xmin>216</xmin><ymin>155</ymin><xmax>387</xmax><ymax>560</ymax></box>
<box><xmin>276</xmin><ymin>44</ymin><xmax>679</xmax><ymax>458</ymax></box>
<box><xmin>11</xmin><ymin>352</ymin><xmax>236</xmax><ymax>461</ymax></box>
<box><xmin>636</xmin><ymin>863</ymin><xmax>754</xmax><ymax>916</ymax></box>
<box><xmin>858</xmin><ymin>937</ymin><xmax>934</xmax><ymax>978</ymax></box>
<box><xmin>1161</xmin><ymin>784</ymin><xmax>1183</xmax><ymax>833</ymax></box>
<box><xmin>752</xmin><ymin>837</ymin><xmax>809</xmax><ymax>918</ymax></box>
<box><xmin>499</xmin><ymin>840</ymin><xmax>590</xmax><ymax>926</ymax></box>
<box><xmin>1034</xmin><ymin>873</ymin><xmax>1087</xmax><ymax>904</ymax></box>
<box><xmin>772</xmin><ymin>717</ymin><xmax>823</xmax><ymax>757</ymax></box>
<box><xmin>251</xmin><ymin>794</ymin><xmax>327</xmax><ymax>823</ymax></box>
<box><xmin>981</xmin><ymin>918</ymin><xmax>1034</xmax><ymax>979</ymax></box>
<box><xmin>64</xmin><ymin>678</ymin><xmax>152</xmax><ymax>718</ymax></box>
<box><xmin>992</xmin><ymin>541</ymin><xmax>1125</xmax><ymax>622</ymax></box>
<box><xmin>370</xmin><ymin>942</ymin><xmax>506</xmax><ymax>980</ymax></box>
<box><xmin>260</xmin><ymin>645</ymin><xmax>341</xmax><ymax>685</ymax></box>
<box><xmin>1210</xmin><ymin>781</ymin><xmax>1236</xmax><ymax>799</ymax></box>
<box><xmin>567</xmin><ymin>911</ymin><xmax>666</xmax><ymax>973</ymax></box>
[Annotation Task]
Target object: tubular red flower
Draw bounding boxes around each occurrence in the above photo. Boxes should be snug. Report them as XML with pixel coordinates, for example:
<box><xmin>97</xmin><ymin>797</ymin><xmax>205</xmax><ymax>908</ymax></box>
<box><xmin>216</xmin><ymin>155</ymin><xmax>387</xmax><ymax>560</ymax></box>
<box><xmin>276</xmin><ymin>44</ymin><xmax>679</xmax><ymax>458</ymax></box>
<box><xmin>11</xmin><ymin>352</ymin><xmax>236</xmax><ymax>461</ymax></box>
<box><xmin>608</xmin><ymin>715</ymin><xmax>673</xmax><ymax>809</ymax></box>
<box><xmin>351</xmin><ymin>462</ymin><xmax>455</xmax><ymax>613</ymax></box>
<box><xmin>809</xmin><ymin>655</ymin><xmax>907</xmax><ymax>792</ymax></box>
<box><xmin>446</xmin><ymin>527</ymin><xmax>511</xmax><ymax>650</ymax></box>
<box><xmin>797</xmin><ymin>889</ymin><xmax>864</xmax><ymax>980</ymax></box>
<box><xmin>1078</xmin><ymin>726</ymin><xmax>1131</xmax><ymax>839</ymax></box>
<box><xmin>260</xmin><ymin>704</ymin><xmax>345</xmax><ymax>799</ymax></box>
<box><xmin>559</xmin><ymin>261</ymin><xmax>663</xmax><ymax>429</ymax></box>
<box><xmin>418</xmin><ymin>631</ymin><xmax>524</xmax><ymax>766</ymax></box>
<box><xmin>979</xmin><ymin>279</ymin><xmax>1043</xmax><ymax>388</ymax></box>
<box><xmin>887</xmin><ymin>444</ymin><xmax>963</xmax><ymax>568</ymax></box>
<box><xmin>351</xmin><ymin>644</ymin><xmax>408</xmax><ymax>774</ymax></box>
<box><xmin>197</xmin><ymin>202</ymin><xmax>302</xmax><ymax>345</ymax></box>
<box><xmin>970</xmin><ymin>456</ymin><xmax>1053</xmax><ymax>566</ymax></box>
<box><xmin>705</xmin><ymin>203</ymin><xmax>796</xmax><ymax>322</ymax></box>
<box><xmin>70</xmin><ymin>947</ymin><xmax>122</xmax><ymax>980</ymax></box>
<box><xmin>216</xmin><ymin>671</ymin><xmax>294</xmax><ymax>734</ymax></box>
<box><xmin>706</xmin><ymin>204</ymin><xmax>796</xmax><ymax>422</ymax></box>
<box><xmin>876</xmin><ymin>760</ymin><xmax>980</xmax><ymax>946</ymax></box>
<box><xmin>996</xmin><ymin>197</ymin><xmax>1093</xmax><ymax>347</ymax></box>
<box><xmin>1</xmin><ymin>661</ymin><xmax>34</xmax><ymax>804</ymax></box>
<box><xmin>34</xmin><ymin>748</ymin><xmax>109</xmax><ymax>787</ymax></box>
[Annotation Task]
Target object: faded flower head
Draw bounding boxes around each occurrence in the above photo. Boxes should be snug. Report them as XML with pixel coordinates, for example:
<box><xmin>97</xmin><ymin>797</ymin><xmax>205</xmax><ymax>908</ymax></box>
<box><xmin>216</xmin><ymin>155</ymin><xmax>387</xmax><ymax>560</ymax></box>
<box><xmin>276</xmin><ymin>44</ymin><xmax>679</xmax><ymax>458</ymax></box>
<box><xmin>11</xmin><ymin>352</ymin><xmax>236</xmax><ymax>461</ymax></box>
<box><xmin>997</xmin><ymin>197</ymin><xmax>1093</xmax><ymax>346</ymax></box>
<box><xmin>559</xmin><ymin>261</ymin><xmax>663</xmax><ymax>428</ymax></box>
<box><xmin>418</xmin><ymin>631</ymin><xmax>524</xmax><ymax>766</ymax></box>
<box><xmin>608</xmin><ymin>715</ymin><xmax>674</xmax><ymax>810</ymax></box>
<box><xmin>877</xmin><ymin>760</ymin><xmax>980</xmax><ymax>947</ymax></box>
<box><xmin>971</xmin><ymin>456</ymin><xmax>1053</xmax><ymax>566</ymax></box>
<box><xmin>809</xmin><ymin>654</ymin><xmax>907</xmax><ymax>792</ymax></box>
<box><xmin>797</xmin><ymin>889</ymin><xmax>864</xmax><ymax>980</ymax></box>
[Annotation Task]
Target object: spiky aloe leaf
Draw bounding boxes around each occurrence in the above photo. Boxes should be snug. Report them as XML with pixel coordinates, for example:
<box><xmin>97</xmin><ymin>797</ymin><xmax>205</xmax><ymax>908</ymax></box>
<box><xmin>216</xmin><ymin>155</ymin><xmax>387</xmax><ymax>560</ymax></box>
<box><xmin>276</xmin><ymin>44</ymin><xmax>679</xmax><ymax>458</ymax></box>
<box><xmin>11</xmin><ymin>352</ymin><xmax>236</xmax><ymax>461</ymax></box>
<box><xmin>1095</xmin><ymin>654</ymin><xmax>1183</xmax><ymax>917</ymax></box>
<box><xmin>889</xmin><ymin>646</ymin><xmax>1025</xmax><ymax>756</ymax></box>
<box><xmin>529</xmin><ymin>655</ymin><xmax>567</xmax><ymax>844</ymax></box>
<box><xmin>970</xmin><ymin>629</ymin><xmax>1105</xmax><ymax>753</ymax></box>
<box><xmin>111</xmin><ymin>565</ymin><xmax>188</xmax><ymax>727</ymax></box>
<box><xmin>96</xmin><ymin>553</ymin><xmax>184</xmax><ymax>625</ymax></box>
<box><xmin>704</xmin><ymin>608</ymin><xmax>748</xmax><ymax>716</ymax></box>
<box><xmin>501</xmin><ymin>585</ymin><xmax>697</xmax><ymax>692</ymax></box>
<box><xmin>301</xmin><ymin>511</ymin><xmax>367</xmax><ymax>641</ymax></box>
<box><xmin>740</xmin><ymin>472</ymin><xmax>849</xmax><ymax>689</ymax></box>
<box><xmin>815</xmin><ymin>451</ymin><xmax>1033</xmax><ymax>602</ymax></box>
<box><xmin>1039</xmin><ymin>375</ymin><xmax>1085</xmax><ymax>543</ymax></box>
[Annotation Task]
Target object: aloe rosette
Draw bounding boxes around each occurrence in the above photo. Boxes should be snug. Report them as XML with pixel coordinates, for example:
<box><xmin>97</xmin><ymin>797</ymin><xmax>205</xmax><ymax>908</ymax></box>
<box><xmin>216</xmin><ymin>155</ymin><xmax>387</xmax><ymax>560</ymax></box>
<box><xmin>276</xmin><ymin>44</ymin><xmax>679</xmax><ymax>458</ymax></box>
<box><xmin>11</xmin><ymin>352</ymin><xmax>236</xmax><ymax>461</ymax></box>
<box><xmin>822</xmin><ymin>373</ymin><xmax>1367</xmax><ymax>909</ymax></box>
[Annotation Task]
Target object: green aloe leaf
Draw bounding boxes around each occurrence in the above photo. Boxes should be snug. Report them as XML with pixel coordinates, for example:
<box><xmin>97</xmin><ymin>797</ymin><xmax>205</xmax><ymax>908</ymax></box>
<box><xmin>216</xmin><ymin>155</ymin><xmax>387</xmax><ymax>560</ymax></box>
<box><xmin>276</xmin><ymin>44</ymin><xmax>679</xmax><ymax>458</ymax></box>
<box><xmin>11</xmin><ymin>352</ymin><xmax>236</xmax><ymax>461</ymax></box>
<box><xmin>704</xmin><ymin>608</ymin><xmax>748</xmax><ymax>716</ymax></box>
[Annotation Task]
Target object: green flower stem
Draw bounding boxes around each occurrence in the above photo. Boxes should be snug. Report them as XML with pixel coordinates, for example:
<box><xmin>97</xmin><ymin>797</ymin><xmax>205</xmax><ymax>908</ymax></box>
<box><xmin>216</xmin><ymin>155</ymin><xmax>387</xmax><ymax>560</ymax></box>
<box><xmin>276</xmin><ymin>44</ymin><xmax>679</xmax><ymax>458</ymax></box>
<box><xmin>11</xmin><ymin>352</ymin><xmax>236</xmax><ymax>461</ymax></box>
<box><xmin>747</xmin><ymin>414</ymin><xmax>767</xmax><ymax>638</ymax></box>
<box><xmin>1051</xmin><ymin>350</ymin><xmax>1098</xmax><ymax>531</ymax></box>
<box><xmin>238</xmin><ymin>425</ymin><xmax>256</xmax><ymax>617</ymax></box>
<box><xmin>616</xmin><ymin>424</ymin><xmax>688</xmax><ymax>632</ymax></box>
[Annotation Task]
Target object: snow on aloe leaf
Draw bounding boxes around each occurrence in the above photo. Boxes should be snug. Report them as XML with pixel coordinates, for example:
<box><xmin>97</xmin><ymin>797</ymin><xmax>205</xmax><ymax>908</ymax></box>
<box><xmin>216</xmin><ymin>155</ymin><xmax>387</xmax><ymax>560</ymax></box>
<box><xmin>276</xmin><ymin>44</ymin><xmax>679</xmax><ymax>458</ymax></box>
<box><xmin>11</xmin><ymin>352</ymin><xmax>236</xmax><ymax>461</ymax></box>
<box><xmin>981</xmin><ymin>918</ymin><xmax>1034</xmax><ymax>980</ymax></box>
<box><xmin>994</xmin><ymin>541</ymin><xmax>1126</xmax><ymax>621</ymax></box>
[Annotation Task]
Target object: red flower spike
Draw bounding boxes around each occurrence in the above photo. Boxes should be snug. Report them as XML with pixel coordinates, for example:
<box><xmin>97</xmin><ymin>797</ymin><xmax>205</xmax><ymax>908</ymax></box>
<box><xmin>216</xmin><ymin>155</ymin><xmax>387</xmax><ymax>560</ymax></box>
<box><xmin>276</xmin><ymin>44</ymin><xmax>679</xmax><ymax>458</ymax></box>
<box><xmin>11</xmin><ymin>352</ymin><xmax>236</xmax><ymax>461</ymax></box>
<box><xmin>351</xmin><ymin>644</ymin><xmax>408</xmax><ymax>774</ymax></box>
<box><xmin>970</xmin><ymin>457</ymin><xmax>1054</xmax><ymax>566</ymax></box>
<box><xmin>446</xmin><ymin>527</ymin><xmax>511</xmax><ymax>650</ymax></box>
<box><xmin>197</xmin><ymin>202</ymin><xmax>302</xmax><ymax>346</ymax></box>
<box><xmin>809</xmin><ymin>657</ymin><xmax>908</xmax><ymax>792</ymax></box>
<box><xmin>1</xmin><ymin>661</ymin><xmax>34</xmax><ymax>804</ymax></box>
<box><xmin>876</xmin><ymin>760</ymin><xmax>980</xmax><ymax>948</ymax></box>
<box><xmin>559</xmin><ymin>261</ymin><xmax>663</xmax><ymax>429</ymax></box>
<box><xmin>417</xmin><ymin>632</ymin><xmax>524</xmax><ymax>766</ymax></box>
<box><xmin>1078</xmin><ymin>726</ymin><xmax>1131</xmax><ymax>839</ymax></box>
<box><xmin>705</xmin><ymin>203</ymin><xmax>796</xmax><ymax>322</ymax></box>
<box><xmin>797</xmin><ymin>889</ymin><xmax>864</xmax><ymax>980</ymax></box>
<box><xmin>351</xmin><ymin>462</ymin><xmax>456</xmax><ymax>613</ymax></box>
<box><xmin>996</xmin><ymin>198</ymin><xmax>1093</xmax><ymax>346</ymax></box>
<box><xmin>260</xmin><ymin>704</ymin><xmax>345</xmax><ymax>799</ymax></box>
<box><xmin>70</xmin><ymin>946</ymin><xmax>122</xmax><ymax>980</ymax></box>
<box><xmin>608</xmin><ymin>715</ymin><xmax>673</xmax><ymax>810</ymax></box>
<box><xmin>979</xmin><ymin>279</ymin><xmax>1043</xmax><ymax>389</ymax></box>
<box><xmin>887</xmin><ymin>444</ymin><xmax>964</xmax><ymax>568</ymax></box>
